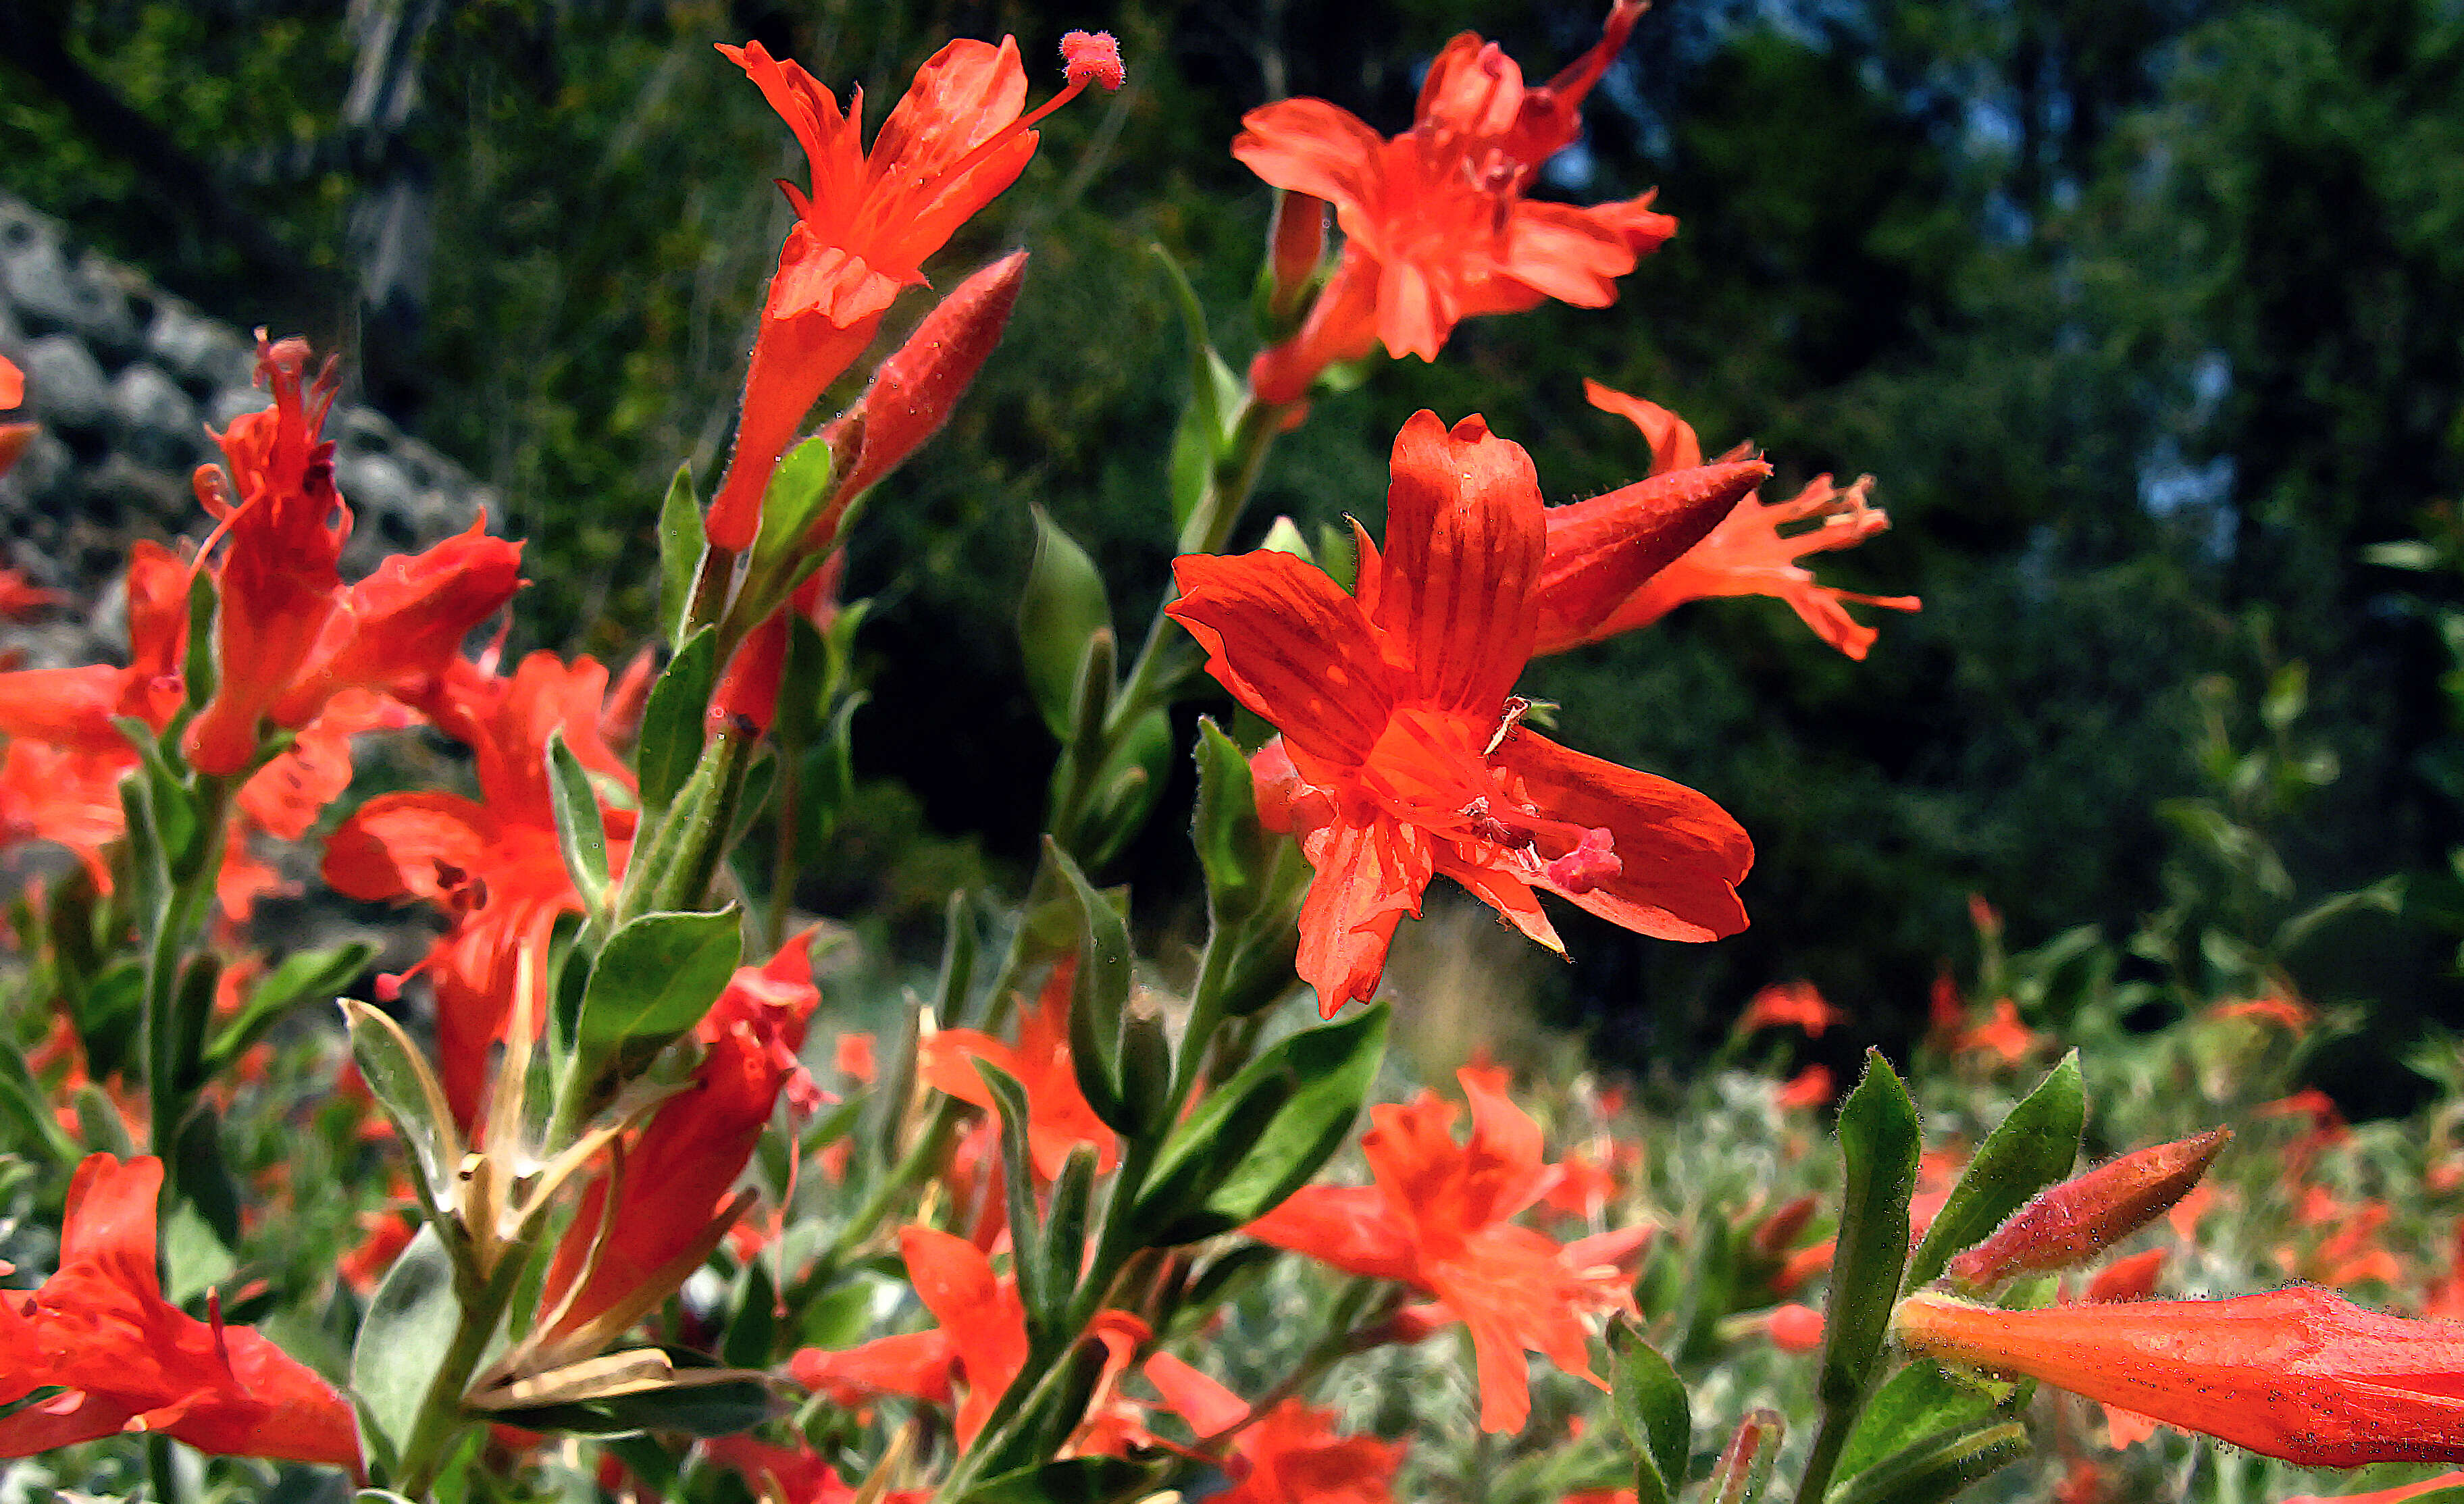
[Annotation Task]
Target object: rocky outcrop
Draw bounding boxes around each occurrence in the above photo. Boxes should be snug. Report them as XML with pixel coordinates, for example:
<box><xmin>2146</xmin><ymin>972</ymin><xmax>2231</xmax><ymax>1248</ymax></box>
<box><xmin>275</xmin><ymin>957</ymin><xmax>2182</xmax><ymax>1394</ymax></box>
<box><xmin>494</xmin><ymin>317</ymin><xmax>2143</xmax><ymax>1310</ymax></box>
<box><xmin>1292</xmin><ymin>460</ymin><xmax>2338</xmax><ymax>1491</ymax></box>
<box><xmin>0</xmin><ymin>190</ymin><xmax>494</xmax><ymax>667</ymax></box>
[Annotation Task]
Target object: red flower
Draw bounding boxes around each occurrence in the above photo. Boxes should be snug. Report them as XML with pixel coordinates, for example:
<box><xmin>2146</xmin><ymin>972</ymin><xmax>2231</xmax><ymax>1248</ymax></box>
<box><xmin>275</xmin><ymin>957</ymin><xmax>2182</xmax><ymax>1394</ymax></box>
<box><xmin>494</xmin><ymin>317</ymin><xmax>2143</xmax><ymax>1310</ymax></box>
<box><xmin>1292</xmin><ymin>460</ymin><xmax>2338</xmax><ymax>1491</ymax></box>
<box><xmin>792</xmin><ymin>1228</ymin><xmax>1147</xmax><ymax>1449</ymax></box>
<box><xmin>1946</xmin><ymin>1128</ymin><xmax>2229</xmax><ymax>1291</ymax></box>
<box><xmin>1</xmin><ymin>354</ymin><xmax>34</xmax><ymax>476</ymax></box>
<box><xmin>705</xmin><ymin>34</ymin><xmax>1121</xmax><ymax>552</ymax></box>
<box><xmin>1143</xmin><ymin>1351</ymin><xmax>1404</xmax><ymax>1504</ymax></box>
<box><xmin>1563</xmin><ymin>383</ymin><xmax>1919</xmax><ymax>658</ymax></box>
<box><xmin>700</xmin><ymin>930</ymin><xmax>827</xmax><ymax>1116</ymax></box>
<box><xmin>1166</xmin><ymin>411</ymin><xmax>1750</xmax><ymax>1014</ymax></box>
<box><xmin>1237</xmin><ymin>2</ymin><xmax>1674</xmax><ymax>403</ymax></box>
<box><xmin>323</xmin><ymin>652</ymin><xmax>638</xmax><ymax>1124</ymax></box>
<box><xmin>185</xmin><ymin>337</ymin><xmax>521</xmax><ymax>775</ymax></box>
<box><xmin>535</xmin><ymin>1027</ymin><xmax>781</xmax><ymax>1354</ymax></box>
<box><xmin>917</xmin><ymin>958</ymin><xmax>1119</xmax><ymax>1178</ymax></box>
<box><xmin>1735</xmin><ymin>979</ymin><xmax>1847</xmax><ymax>1038</ymax></box>
<box><xmin>1895</xmin><ymin>1286</ymin><xmax>2464</xmax><ymax>1468</ymax></box>
<box><xmin>0</xmin><ymin>540</ymin><xmax>188</xmax><ymax>754</ymax></box>
<box><xmin>0</xmin><ymin>1155</ymin><xmax>359</xmax><ymax>1467</ymax></box>
<box><xmin>1245</xmin><ymin>1065</ymin><xmax>1637</xmax><ymax>1434</ymax></box>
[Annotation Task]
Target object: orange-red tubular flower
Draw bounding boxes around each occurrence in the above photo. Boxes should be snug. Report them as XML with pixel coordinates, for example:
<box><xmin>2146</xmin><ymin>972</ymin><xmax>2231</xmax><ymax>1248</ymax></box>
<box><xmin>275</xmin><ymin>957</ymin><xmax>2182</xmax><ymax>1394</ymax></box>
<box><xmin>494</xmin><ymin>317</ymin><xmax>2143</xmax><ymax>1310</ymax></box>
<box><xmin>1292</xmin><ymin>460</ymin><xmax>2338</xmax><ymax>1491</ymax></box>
<box><xmin>1894</xmin><ymin>1287</ymin><xmax>2464</xmax><ymax>1468</ymax></box>
<box><xmin>1166</xmin><ymin>411</ymin><xmax>1749</xmax><ymax>1015</ymax></box>
<box><xmin>0</xmin><ymin>1155</ymin><xmax>359</xmax><ymax>1467</ymax></box>
<box><xmin>1247</xmin><ymin>1066</ymin><xmax>1639</xmax><ymax>1435</ymax></box>
<box><xmin>1565</xmin><ymin>382</ymin><xmax>1918</xmax><ymax>659</ymax></box>
<box><xmin>706</xmin><ymin>34</ymin><xmax>1122</xmax><ymax>552</ymax></box>
<box><xmin>0</xmin><ymin>353</ymin><xmax>32</xmax><ymax>476</ymax></box>
<box><xmin>1235</xmin><ymin>2</ymin><xmax>1673</xmax><ymax>404</ymax></box>
<box><xmin>186</xmin><ymin>338</ymin><xmax>521</xmax><ymax>775</ymax></box>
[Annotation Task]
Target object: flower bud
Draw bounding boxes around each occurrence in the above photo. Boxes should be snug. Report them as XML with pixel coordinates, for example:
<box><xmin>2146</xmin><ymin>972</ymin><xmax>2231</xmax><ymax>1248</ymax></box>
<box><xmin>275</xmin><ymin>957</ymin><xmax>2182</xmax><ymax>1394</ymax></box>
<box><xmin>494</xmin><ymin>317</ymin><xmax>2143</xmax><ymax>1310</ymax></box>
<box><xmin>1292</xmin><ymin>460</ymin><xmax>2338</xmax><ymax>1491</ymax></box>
<box><xmin>1262</xmin><ymin>190</ymin><xmax>1329</xmax><ymax>331</ymax></box>
<box><xmin>821</xmin><ymin>251</ymin><xmax>1029</xmax><ymax>521</ymax></box>
<box><xmin>1946</xmin><ymin>1127</ymin><xmax>2230</xmax><ymax>1292</ymax></box>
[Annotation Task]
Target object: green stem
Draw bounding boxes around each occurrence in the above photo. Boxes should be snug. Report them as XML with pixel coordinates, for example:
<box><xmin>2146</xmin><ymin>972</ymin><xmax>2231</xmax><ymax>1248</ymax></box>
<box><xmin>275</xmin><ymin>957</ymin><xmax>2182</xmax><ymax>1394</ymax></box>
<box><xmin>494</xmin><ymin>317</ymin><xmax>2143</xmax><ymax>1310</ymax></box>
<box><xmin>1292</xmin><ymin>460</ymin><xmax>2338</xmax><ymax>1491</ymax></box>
<box><xmin>394</xmin><ymin>1253</ymin><xmax>528</xmax><ymax>1499</ymax></box>
<box><xmin>1793</xmin><ymin>1400</ymin><xmax>1855</xmax><ymax>1504</ymax></box>
<box><xmin>146</xmin><ymin>1430</ymin><xmax>178</xmax><ymax>1504</ymax></box>
<box><xmin>1109</xmin><ymin>398</ymin><xmax>1291</xmax><ymax>737</ymax></box>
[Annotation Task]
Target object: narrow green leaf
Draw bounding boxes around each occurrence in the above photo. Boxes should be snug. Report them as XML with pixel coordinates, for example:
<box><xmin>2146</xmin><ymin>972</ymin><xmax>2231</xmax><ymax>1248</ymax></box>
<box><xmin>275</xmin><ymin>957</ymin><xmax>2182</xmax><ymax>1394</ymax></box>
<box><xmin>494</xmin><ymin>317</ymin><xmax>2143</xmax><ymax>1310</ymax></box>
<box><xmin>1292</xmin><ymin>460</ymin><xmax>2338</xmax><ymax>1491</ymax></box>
<box><xmin>973</xmin><ymin>1059</ymin><xmax>1052</xmax><ymax>1333</ymax></box>
<box><xmin>1193</xmin><ymin>719</ymin><xmax>1265</xmax><ymax>921</ymax></box>
<box><xmin>1826</xmin><ymin>1420</ymin><xmax>2028</xmax><ymax>1504</ymax></box>
<box><xmin>638</xmin><ymin>627</ymin><xmax>717</xmax><ymax>814</ymax></box>
<box><xmin>722</xmin><ymin>1260</ymin><xmax>777</xmax><ymax>1370</ymax></box>
<box><xmin>353</xmin><ymin>1224</ymin><xmax>463</xmax><ymax>1476</ymax></box>
<box><xmin>960</xmin><ymin>1455</ymin><xmax>1159</xmax><ymax>1504</ymax></box>
<box><xmin>182</xmin><ymin>568</ymin><xmax>218</xmax><ymax>711</ymax></box>
<box><xmin>658</xmin><ymin>463</ymin><xmax>702</xmax><ymax>648</ymax></box>
<box><xmin>749</xmin><ymin>434</ymin><xmax>838</xmax><ymax>568</ymax></box>
<box><xmin>0</xmin><ymin>1016</ymin><xmax>80</xmax><ymax>1167</ymax></box>
<box><xmin>342</xmin><ymin>998</ymin><xmax>463</xmax><ymax>1202</ymax></box>
<box><xmin>575</xmin><ymin>908</ymin><xmax>744</xmax><ymax>1052</ymax></box>
<box><xmin>1610</xmin><ymin>1321</ymin><xmax>1690</xmax><ymax>1504</ymax></box>
<box><xmin>1144</xmin><ymin>1003</ymin><xmax>1388</xmax><ymax>1241</ymax></box>
<box><xmin>1820</xmin><ymin>1049</ymin><xmax>1922</xmax><ymax>1409</ymax></box>
<box><xmin>1834</xmin><ymin>1363</ymin><xmax>2000</xmax><ymax>1483</ymax></box>
<box><xmin>1019</xmin><ymin>509</ymin><xmax>1111</xmax><ymax>740</ymax></box>
<box><xmin>1039</xmin><ymin>1145</ymin><xmax>1097</xmax><ymax>1324</ymax></box>
<box><xmin>207</xmin><ymin>941</ymin><xmax>378</xmax><ymax>1067</ymax></box>
<box><xmin>544</xmin><ymin>730</ymin><xmax>612</xmax><ymax>920</ymax></box>
<box><xmin>1048</xmin><ymin>841</ymin><xmax>1133</xmax><ymax>1133</ymax></box>
<box><xmin>1906</xmin><ymin>1052</ymin><xmax>2083</xmax><ymax>1290</ymax></box>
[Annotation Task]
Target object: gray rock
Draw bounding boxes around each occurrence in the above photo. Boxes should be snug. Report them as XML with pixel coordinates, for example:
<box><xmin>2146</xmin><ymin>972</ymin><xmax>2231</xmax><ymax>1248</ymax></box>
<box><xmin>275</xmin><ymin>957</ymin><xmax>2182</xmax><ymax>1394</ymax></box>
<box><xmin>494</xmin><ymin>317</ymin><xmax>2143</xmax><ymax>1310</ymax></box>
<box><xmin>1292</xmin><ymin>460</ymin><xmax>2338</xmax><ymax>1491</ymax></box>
<box><xmin>84</xmin><ymin>454</ymin><xmax>193</xmax><ymax>529</ymax></box>
<box><xmin>20</xmin><ymin>336</ymin><xmax>109</xmax><ymax>434</ymax></box>
<box><xmin>0</xmin><ymin>207</ymin><xmax>139</xmax><ymax>356</ymax></box>
<box><xmin>335</xmin><ymin>404</ymin><xmax>399</xmax><ymax>452</ymax></box>
<box><xmin>146</xmin><ymin>305</ymin><xmax>255</xmax><ymax>393</ymax></box>
<box><xmin>207</xmin><ymin>385</ymin><xmax>273</xmax><ymax>430</ymax></box>
<box><xmin>336</xmin><ymin>450</ymin><xmax>419</xmax><ymax>564</ymax></box>
<box><xmin>109</xmin><ymin>363</ymin><xmax>203</xmax><ymax>471</ymax></box>
<box><xmin>0</xmin><ymin>429</ymin><xmax>74</xmax><ymax>508</ymax></box>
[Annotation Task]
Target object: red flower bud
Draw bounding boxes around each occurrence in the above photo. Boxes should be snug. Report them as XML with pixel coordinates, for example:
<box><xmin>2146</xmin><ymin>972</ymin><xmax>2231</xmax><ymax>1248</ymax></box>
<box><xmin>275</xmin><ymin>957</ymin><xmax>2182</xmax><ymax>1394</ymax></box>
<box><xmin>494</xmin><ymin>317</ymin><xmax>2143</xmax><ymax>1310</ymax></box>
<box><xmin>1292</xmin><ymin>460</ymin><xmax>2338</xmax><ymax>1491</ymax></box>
<box><xmin>1947</xmin><ymin>1128</ymin><xmax>2230</xmax><ymax>1291</ymax></box>
<box><xmin>821</xmin><ymin>251</ymin><xmax>1029</xmax><ymax>525</ymax></box>
<box><xmin>1264</xmin><ymin>190</ymin><xmax>1329</xmax><ymax>326</ymax></box>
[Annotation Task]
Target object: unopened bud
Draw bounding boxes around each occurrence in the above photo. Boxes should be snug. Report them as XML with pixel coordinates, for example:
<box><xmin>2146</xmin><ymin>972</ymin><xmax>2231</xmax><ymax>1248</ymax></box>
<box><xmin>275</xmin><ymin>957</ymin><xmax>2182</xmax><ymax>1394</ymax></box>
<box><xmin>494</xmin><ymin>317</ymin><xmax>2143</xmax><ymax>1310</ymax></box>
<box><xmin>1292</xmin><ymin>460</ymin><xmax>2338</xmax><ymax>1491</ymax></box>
<box><xmin>1947</xmin><ymin>1128</ymin><xmax>2230</xmax><ymax>1292</ymax></box>
<box><xmin>1751</xmin><ymin>1193</ymin><xmax>1820</xmax><ymax>1259</ymax></box>
<box><xmin>1263</xmin><ymin>190</ymin><xmax>1329</xmax><ymax>330</ymax></box>
<box><xmin>823</xmin><ymin>251</ymin><xmax>1029</xmax><ymax>516</ymax></box>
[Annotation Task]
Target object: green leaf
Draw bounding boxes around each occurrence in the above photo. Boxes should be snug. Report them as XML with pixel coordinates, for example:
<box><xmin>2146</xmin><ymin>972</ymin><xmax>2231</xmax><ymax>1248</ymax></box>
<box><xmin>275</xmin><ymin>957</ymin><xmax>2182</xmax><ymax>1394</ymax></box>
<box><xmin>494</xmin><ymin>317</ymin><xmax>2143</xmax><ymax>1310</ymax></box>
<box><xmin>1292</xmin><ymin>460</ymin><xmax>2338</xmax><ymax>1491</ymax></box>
<box><xmin>1825</xmin><ymin>1420</ymin><xmax>2028</xmax><ymax>1504</ymax></box>
<box><xmin>182</xmin><ymin>567</ymin><xmax>218</xmax><ymax>712</ymax></box>
<box><xmin>1141</xmin><ymin>1003</ymin><xmax>1388</xmax><ymax>1242</ymax></box>
<box><xmin>721</xmin><ymin>1260</ymin><xmax>777</xmax><ymax>1371</ymax></box>
<box><xmin>1193</xmin><ymin>719</ymin><xmax>1266</xmax><ymax>921</ymax></box>
<box><xmin>353</xmin><ymin>1224</ymin><xmax>463</xmax><ymax>1477</ymax></box>
<box><xmin>1821</xmin><ymin>1049</ymin><xmax>1922</xmax><ymax>1409</ymax></box>
<box><xmin>637</xmin><ymin>627</ymin><xmax>717</xmax><ymax>814</ymax></box>
<box><xmin>657</xmin><ymin>463</ymin><xmax>702</xmax><ymax>648</ymax></box>
<box><xmin>960</xmin><ymin>1455</ymin><xmax>1160</xmax><ymax>1504</ymax></box>
<box><xmin>575</xmin><ymin>908</ymin><xmax>744</xmax><ymax>1053</ymax></box>
<box><xmin>0</xmin><ymin>1016</ymin><xmax>78</xmax><ymax>1168</ymax></box>
<box><xmin>1048</xmin><ymin>841</ymin><xmax>1135</xmax><ymax>1133</ymax></box>
<box><xmin>1019</xmin><ymin>509</ymin><xmax>1111</xmax><ymax>741</ymax></box>
<box><xmin>207</xmin><ymin>941</ymin><xmax>378</xmax><ymax>1067</ymax></box>
<box><xmin>1610</xmin><ymin>1321</ymin><xmax>1690</xmax><ymax>1504</ymax></box>
<box><xmin>1039</xmin><ymin>1145</ymin><xmax>1098</xmax><ymax>1329</ymax></box>
<box><xmin>544</xmin><ymin>730</ymin><xmax>612</xmax><ymax>919</ymax></box>
<box><xmin>342</xmin><ymin>999</ymin><xmax>463</xmax><ymax>1203</ymax></box>
<box><xmin>973</xmin><ymin>1058</ymin><xmax>1052</xmax><ymax>1332</ymax></box>
<box><xmin>749</xmin><ymin>434</ymin><xmax>838</xmax><ymax>569</ymax></box>
<box><xmin>1834</xmin><ymin>1363</ymin><xmax>2001</xmax><ymax>1483</ymax></box>
<box><xmin>1905</xmin><ymin>1052</ymin><xmax>2083</xmax><ymax>1290</ymax></box>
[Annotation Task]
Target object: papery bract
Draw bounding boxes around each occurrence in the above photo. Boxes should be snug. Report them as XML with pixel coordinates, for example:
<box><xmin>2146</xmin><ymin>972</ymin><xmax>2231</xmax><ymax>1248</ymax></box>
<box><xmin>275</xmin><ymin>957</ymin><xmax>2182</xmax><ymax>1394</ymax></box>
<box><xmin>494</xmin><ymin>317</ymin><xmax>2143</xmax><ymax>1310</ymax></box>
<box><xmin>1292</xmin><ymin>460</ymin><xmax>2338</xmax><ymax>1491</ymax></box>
<box><xmin>1168</xmin><ymin>410</ymin><xmax>1749</xmax><ymax>1014</ymax></box>
<box><xmin>1237</xmin><ymin>2</ymin><xmax>1672</xmax><ymax>402</ymax></box>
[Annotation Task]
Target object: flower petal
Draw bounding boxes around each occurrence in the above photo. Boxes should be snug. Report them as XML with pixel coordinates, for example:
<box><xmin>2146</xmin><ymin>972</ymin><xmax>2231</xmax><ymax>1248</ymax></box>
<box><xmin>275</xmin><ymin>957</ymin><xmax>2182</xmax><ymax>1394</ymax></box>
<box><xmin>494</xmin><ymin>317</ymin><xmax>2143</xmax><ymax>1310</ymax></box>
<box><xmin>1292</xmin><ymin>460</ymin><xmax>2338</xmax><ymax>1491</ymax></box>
<box><xmin>1373</xmin><ymin>413</ymin><xmax>1543</xmax><ymax>715</ymax></box>
<box><xmin>1169</xmin><ymin>550</ymin><xmax>1395</xmax><ymax>771</ymax></box>
<box><xmin>1491</xmin><ymin>727</ymin><xmax>1750</xmax><ymax>940</ymax></box>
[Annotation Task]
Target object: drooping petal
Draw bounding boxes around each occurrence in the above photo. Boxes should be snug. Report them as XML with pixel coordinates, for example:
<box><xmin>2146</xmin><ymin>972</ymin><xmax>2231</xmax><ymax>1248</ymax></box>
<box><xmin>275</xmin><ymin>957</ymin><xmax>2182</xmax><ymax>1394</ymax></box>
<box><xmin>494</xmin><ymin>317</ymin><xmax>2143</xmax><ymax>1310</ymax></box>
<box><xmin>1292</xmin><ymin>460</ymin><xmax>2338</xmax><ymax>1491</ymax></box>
<box><xmin>1241</xmin><ymin>1185</ymin><xmax>1420</xmax><ymax>1283</ymax></box>
<box><xmin>1231</xmin><ymin>98</ymin><xmax>1388</xmax><ymax>215</ymax></box>
<box><xmin>1491</xmin><ymin>727</ymin><xmax>1750</xmax><ymax>941</ymax></box>
<box><xmin>1372</xmin><ymin>413</ymin><xmax>1543</xmax><ymax>715</ymax></box>
<box><xmin>1293</xmin><ymin>815</ymin><xmax>1431</xmax><ymax>1016</ymax></box>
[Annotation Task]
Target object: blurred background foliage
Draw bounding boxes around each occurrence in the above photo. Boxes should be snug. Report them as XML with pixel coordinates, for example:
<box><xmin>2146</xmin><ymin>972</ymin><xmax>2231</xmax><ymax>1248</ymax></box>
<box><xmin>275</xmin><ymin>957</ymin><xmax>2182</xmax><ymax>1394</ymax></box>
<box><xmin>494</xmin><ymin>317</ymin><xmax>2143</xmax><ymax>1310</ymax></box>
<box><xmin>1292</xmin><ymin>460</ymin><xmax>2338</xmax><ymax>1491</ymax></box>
<box><xmin>4</xmin><ymin>0</ymin><xmax>2461</xmax><ymax>1096</ymax></box>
